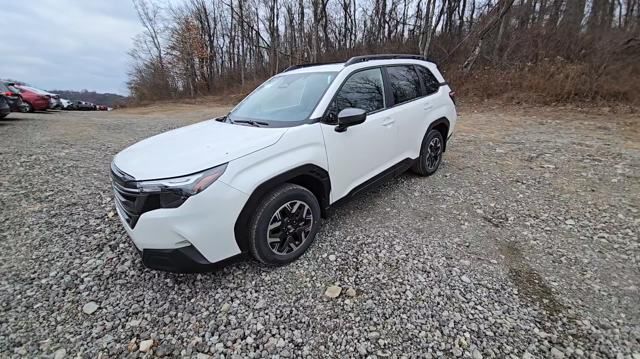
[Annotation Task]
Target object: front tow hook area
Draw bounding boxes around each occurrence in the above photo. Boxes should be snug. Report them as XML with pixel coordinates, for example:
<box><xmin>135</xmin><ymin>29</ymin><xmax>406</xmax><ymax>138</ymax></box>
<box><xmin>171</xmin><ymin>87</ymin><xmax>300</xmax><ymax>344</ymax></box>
<box><xmin>140</xmin><ymin>245</ymin><xmax>244</xmax><ymax>273</ymax></box>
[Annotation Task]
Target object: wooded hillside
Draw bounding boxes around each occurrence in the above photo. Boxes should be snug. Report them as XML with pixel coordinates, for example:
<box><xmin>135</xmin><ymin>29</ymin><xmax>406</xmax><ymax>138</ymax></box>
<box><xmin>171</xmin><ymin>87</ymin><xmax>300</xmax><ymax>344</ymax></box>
<box><xmin>49</xmin><ymin>90</ymin><xmax>128</xmax><ymax>107</ymax></box>
<box><xmin>128</xmin><ymin>0</ymin><xmax>640</xmax><ymax>104</ymax></box>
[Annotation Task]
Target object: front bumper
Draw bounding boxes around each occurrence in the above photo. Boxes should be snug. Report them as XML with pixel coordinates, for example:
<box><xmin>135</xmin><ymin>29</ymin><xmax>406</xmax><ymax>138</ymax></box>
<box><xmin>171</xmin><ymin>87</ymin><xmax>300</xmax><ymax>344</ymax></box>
<box><xmin>115</xmin><ymin>180</ymin><xmax>249</xmax><ymax>271</ymax></box>
<box><xmin>140</xmin><ymin>246</ymin><xmax>243</xmax><ymax>272</ymax></box>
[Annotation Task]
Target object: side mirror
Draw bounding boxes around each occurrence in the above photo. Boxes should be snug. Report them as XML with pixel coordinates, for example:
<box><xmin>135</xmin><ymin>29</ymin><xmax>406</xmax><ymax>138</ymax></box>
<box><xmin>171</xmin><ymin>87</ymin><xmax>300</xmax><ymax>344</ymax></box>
<box><xmin>335</xmin><ymin>108</ymin><xmax>366</xmax><ymax>132</ymax></box>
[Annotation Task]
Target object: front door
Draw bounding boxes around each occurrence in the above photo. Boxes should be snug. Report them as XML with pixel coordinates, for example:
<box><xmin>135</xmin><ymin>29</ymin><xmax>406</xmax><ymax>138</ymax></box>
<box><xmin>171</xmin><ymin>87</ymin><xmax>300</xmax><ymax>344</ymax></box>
<box><xmin>319</xmin><ymin>67</ymin><xmax>397</xmax><ymax>202</ymax></box>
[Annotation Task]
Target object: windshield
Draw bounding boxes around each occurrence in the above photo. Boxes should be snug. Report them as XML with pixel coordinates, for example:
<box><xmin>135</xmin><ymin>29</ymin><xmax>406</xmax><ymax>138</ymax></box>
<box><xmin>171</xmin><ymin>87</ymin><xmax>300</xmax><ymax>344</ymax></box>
<box><xmin>230</xmin><ymin>71</ymin><xmax>337</xmax><ymax>124</ymax></box>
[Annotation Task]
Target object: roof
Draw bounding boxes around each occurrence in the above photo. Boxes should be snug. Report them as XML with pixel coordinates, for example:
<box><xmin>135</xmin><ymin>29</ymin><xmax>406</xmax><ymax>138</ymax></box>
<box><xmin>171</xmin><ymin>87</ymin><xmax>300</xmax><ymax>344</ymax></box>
<box><xmin>284</xmin><ymin>63</ymin><xmax>345</xmax><ymax>74</ymax></box>
<box><xmin>281</xmin><ymin>54</ymin><xmax>435</xmax><ymax>75</ymax></box>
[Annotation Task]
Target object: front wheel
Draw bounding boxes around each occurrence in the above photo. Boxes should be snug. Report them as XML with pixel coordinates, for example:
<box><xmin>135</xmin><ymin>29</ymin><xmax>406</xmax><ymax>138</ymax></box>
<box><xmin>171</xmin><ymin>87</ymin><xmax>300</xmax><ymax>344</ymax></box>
<box><xmin>249</xmin><ymin>183</ymin><xmax>321</xmax><ymax>266</ymax></box>
<box><xmin>411</xmin><ymin>129</ymin><xmax>444</xmax><ymax>176</ymax></box>
<box><xmin>23</xmin><ymin>102</ymin><xmax>33</xmax><ymax>113</ymax></box>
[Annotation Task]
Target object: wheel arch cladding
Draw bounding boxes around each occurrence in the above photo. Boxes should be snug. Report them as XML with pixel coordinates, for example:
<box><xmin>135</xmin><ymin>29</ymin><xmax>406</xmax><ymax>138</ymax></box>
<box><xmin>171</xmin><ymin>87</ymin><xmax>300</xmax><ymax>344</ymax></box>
<box><xmin>428</xmin><ymin>117</ymin><xmax>450</xmax><ymax>152</ymax></box>
<box><xmin>233</xmin><ymin>164</ymin><xmax>331</xmax><ymax>252</ymax></box>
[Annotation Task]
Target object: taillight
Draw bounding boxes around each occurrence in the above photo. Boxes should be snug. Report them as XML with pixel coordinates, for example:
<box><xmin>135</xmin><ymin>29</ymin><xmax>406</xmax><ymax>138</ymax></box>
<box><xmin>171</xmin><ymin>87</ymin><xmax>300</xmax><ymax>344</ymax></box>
<box><xmin>3</xmin><ymin>92</ymin><xmax>12</xmax><ymax>96</ymax></box>
<box><xmin>449</xmin><ymin>91</ymin><xmax>456</xmax><ymax>105</ymax></box>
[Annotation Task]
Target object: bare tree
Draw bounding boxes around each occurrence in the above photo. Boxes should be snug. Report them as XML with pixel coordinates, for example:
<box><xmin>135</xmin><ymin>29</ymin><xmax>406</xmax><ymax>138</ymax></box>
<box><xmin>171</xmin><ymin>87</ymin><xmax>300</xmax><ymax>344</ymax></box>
<box><xmin>128</xmin><ymin>0</ymin><xmax>640</xmax><ymax>104</ymax></box>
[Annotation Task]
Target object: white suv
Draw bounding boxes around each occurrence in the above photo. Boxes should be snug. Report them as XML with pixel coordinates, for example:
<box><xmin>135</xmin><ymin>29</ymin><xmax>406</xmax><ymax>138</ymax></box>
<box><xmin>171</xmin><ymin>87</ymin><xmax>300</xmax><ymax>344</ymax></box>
<box><xmin>111</xmin><ymin>54</ymin><xmax>457</xmax><ymax>272</ymax></box>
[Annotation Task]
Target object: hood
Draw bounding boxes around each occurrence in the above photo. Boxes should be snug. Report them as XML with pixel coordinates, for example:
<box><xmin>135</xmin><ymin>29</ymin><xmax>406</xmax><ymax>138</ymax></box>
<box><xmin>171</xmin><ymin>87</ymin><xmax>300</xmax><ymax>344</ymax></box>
<box><xmin>113</xmin><ymin>120</ymin><xmax>287</xmax><ymax>180</ymax></box>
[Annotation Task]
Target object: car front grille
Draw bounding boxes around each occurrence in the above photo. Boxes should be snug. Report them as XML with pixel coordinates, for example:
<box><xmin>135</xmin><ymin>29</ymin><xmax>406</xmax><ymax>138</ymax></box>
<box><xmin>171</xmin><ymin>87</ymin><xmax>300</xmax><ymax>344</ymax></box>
<box><xmin>111</xmin><ymin>164</ymin><xmax>145</xmax><ymax>228</ymax></box>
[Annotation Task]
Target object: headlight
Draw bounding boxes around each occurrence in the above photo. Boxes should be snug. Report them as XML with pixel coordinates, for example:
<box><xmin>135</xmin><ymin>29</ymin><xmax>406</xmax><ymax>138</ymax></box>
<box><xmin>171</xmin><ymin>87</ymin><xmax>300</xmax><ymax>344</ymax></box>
<box><xmin>137</xmin><ymin>164</ymin><xmax>227</xmax><ymax>208</ymax></box>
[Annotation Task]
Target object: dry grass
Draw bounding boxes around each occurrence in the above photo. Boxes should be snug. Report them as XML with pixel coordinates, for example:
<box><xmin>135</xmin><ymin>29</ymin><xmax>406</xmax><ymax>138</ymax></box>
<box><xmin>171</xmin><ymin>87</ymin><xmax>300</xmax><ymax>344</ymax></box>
<box><xmin>447</xmin><ymin>59</ymin><xmax>640</xmax><ymax>107</ymax></box>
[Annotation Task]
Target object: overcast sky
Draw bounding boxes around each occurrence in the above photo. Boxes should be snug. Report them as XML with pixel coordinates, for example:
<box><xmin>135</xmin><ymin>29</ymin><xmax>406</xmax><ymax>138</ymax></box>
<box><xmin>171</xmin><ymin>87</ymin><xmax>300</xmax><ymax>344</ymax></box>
<box><xmin>0</xmin><ymin>0</ymin><xmax>145</xmax><ymax>95</ymax></box>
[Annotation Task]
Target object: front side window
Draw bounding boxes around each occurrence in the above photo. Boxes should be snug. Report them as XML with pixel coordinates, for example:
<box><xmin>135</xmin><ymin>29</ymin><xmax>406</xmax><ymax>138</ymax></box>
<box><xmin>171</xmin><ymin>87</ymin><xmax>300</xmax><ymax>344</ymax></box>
<box><xmin>230</xmin><ymin>71</ymin><xmax>337</xmax><ymax>124</ymax></box>
<box><xmin>326</xmin><ymin>68</ymin><xmax>385</xmax><ymax>120</ymax></box>
<box><xmin>416</xmin><ymin>66</ymin><xmax>440</xmax><ymax>95</ymax></box>
<box><xmin>387</xmin><ymin>65</ymin><xmax>421</xmax><ymax>105</ymax></box>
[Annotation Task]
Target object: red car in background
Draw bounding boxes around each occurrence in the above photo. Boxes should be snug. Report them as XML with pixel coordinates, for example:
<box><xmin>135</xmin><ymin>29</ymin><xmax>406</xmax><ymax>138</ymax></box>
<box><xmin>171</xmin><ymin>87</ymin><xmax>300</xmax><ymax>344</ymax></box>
<box><xmin>15</xmin><ymin>85</ymin><xmax>50</xmax><ymax>112</ymax></box>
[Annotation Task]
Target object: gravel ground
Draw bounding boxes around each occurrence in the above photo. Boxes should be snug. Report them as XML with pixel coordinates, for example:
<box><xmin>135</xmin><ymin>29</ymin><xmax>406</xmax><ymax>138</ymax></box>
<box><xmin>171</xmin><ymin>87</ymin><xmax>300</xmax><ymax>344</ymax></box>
<box><xmin>1</xmin><ymin>104</ymin><xmax>639</xmax><ymax>358</ymax></box>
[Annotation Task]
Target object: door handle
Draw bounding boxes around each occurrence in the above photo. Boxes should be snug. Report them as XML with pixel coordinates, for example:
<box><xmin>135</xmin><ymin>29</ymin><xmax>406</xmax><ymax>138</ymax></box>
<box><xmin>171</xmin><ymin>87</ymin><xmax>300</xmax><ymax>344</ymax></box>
<box><xmin>381</xmin><ymin>118</ymin><xmax>395</xmax><ymax>127</ymax></box>
<box><xmin>423</xmin><ymin>104</ymin><xmax>434</xmax><ymax>111</ymax></box>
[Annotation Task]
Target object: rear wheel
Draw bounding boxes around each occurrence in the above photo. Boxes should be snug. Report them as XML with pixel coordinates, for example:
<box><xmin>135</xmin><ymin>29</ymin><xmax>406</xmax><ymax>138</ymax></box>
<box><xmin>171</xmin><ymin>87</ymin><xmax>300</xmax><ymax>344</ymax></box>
<box><xmin>411</xmin><ymin>129</ymin><xmax>444</xmax><ymax>176</ymax></box>
<box><xmin>248</xmin><ymin>183</ymin><xmax>321</xmax><ymax>266</ymax></box>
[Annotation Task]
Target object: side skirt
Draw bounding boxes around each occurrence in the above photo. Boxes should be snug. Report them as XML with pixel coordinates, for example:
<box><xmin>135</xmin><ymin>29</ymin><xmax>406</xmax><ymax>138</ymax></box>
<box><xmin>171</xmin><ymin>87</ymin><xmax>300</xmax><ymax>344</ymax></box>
<box><xmin>331</xmin><ymin>158</ymin><xmax>415</xmax><ymax>208</ymax></box>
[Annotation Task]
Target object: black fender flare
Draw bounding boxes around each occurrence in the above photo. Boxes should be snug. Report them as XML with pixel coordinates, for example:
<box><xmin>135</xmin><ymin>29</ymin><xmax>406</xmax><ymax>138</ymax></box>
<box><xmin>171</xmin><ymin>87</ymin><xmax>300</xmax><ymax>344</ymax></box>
<box><xmin>233</xmin><ymin>164</ymin><xmax>331</xmax><ymax>252</ymax></box>
<box><xmin>426</xmin><ymin>117</ymin><xmax>450</xmax><ymax>152</ymax></box>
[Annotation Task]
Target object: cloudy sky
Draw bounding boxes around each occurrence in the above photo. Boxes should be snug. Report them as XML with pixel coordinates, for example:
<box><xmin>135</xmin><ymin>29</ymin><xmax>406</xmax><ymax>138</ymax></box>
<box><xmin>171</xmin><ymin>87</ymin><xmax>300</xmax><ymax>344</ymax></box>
<box><xmin>0</xmin><ymin>0</ymin><xmax>145</xmax><ymax>95</ymax></box>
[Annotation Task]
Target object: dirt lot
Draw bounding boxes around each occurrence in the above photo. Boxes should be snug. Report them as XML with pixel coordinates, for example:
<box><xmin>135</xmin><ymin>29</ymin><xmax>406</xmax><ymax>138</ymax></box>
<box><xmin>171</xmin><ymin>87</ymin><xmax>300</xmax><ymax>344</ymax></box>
<box><xmin>1</xmin><ymin>103</ymin><xmax>639</xmax><ymax>358</ymax></box>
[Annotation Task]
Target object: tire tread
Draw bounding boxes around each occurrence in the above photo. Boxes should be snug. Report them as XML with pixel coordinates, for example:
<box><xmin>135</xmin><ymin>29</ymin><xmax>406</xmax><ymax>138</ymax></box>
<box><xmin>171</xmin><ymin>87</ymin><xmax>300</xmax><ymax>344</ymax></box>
<box><xmin>248</xmin><ymin>183</ymin><xmax>319</xmax><ymax>265</ymax></box>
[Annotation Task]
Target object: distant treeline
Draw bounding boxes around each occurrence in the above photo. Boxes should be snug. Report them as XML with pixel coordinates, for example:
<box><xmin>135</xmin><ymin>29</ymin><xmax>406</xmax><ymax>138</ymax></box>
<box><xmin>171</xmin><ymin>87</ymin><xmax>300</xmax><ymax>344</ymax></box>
<box><xmin>48</xmin><ymin>90</ymin><xmax>129</xmax><ymax>107</ymax></box>
<box><xmin>128</xmin><ymin>0</ymin><xmax>640</xmax><ymax>105</ymax></box>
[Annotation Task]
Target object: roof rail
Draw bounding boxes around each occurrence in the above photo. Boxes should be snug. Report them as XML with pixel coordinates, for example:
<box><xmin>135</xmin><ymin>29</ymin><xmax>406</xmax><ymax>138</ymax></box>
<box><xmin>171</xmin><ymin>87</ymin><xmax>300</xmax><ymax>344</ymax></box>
<box><xmin>283</xmin><ymin>61</ymin><xmax>342</xmax><ymax>72</ymax></box>
<box><xmin>344</xmin><ymin>54</ymin><xmax>428</xmax><ymax>66</ymax></box>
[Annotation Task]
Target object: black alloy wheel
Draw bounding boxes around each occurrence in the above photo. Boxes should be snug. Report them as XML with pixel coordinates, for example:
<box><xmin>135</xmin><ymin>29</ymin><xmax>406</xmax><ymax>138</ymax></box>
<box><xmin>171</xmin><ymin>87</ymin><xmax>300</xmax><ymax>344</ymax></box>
<box><xmin>411</xmin><ymin>129</ymin><xmax>445</xmax><ymax>176</ymax></box>
<box><xmin>426</xmin><ymin>136</ymin><xmax>442</xmax><ymax>172</ymax></box>
<box><xmin>249</xmin><ymin>183</ymin><xmax>321</xmax><ymax>265</ymax></box>
<box><xmin>266</xmin><ymin>200</ymin><xmax>313</xmax><ymax>255</ymax></box>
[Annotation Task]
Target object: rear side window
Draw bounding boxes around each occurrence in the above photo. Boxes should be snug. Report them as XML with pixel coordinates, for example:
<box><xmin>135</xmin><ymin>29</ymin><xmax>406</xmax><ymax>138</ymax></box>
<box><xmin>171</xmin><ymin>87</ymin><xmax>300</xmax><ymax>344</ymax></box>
<box><xmin>327</xmin><ymin>68</ymin><xmax>385</xmax><ymax>119</ymax></box>
<box><xmin>416</xmin><ymin>66</ymin><xmax>440</xmax><ymax>95</ymax></box>
<box><xmin>386</xmin><ymin>66</ymin><xmax>421</xmax><ymax>105</ymax></box>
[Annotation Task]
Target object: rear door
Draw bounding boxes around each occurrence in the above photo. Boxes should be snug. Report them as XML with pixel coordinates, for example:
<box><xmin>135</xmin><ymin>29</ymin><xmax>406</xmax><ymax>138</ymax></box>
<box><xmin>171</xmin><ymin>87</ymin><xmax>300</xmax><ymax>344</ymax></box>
<box><xmin>382</xmin><ymin>65</ymin><xmax>426</xmax><ymax>161</ymax></box>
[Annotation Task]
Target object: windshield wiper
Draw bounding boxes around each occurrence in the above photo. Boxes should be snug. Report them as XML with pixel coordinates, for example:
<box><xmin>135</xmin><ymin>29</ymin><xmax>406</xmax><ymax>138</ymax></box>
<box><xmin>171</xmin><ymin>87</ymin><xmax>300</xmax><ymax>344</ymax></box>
<box><xmin>234</xmin><ymin>119</ymin><xmax>269</xmax><ymax>127</ymax></box>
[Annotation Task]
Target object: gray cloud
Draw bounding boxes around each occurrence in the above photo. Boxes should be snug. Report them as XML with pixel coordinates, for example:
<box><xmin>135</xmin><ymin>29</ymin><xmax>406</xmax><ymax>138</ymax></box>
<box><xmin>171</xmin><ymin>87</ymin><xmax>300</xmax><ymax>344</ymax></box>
<box><xmin>0</xmin><ymin>0</ymin><xmax>143</xmax><ymax>94</ymax></box>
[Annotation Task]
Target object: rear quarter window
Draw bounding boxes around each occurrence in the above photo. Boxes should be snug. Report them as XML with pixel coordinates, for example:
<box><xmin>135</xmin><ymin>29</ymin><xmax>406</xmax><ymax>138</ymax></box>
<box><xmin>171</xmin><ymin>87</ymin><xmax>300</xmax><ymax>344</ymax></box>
<box><xmin>416</xmin><ymin>66</ymin><xmax>440</xmax><ymax>96</ymax></box>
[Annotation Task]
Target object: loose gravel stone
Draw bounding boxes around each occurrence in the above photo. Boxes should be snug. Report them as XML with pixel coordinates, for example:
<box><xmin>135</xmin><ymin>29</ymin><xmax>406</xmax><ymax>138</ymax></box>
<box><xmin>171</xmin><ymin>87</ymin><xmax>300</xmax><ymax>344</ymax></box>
<box><xmin>139</xmin><ymin>339</ymin><xmax>153</xmax><ymax>353</ymax></box>
<box><xmin>127</xmin><ymin>339</ymin><xmax>137</xmax><ymax>352</ymax></box>
<box><xmin>1</xmin><ymin>105</ymin><xmax>639</xmax><ymax>357</ymax></box>
<box><xmin>53</xmin><ymin>348</ymin><xmax>66</xmax><ymax>359</ymax></box>
<box><xmin>81</xmin><ymin>302</ymin><xmax>98</xmax><ymax>315</ymax></box>
<box><xmin>324</xmin><ymin>285</ymin><xmax>342</xmax><ymax>298</ymax></box>
<box><xmin>551</xmin><ymin>347</ymin><xmax>565</xmax><ymax>358</ymax></box>
<box><xmin>346</xmin><ymin>287</ymin><xmax>357</xmax><ymax>297</ymax></box>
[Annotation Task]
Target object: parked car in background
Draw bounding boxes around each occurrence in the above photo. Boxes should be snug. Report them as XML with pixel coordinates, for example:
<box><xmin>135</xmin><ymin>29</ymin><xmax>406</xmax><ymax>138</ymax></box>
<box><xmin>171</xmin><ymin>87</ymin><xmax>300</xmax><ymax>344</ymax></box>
<box><xmin>14</xmin><ymin>85</ymin><xmax>63</xmax><ymax>109</ymax></box>
<box><xmin>73</xmin><ymin>101</ymin><xmax>96</xmax><ymax>111</ymax></box>
<box><xmin>60</xmin><ymin>99</ymin><xmax>72</xmax><ymax>109</ymax></box>
<box><xmin>47</xmin><ymin>93</ymin><xmax>62</xmax><ymax>110</ymax></box>
<box><xmin>0</xmin><ymin>82</ymin><xmax>27</xmax><ymax>113</ymax></box>
<box><xmin>28</xmin><ymin>87</ymin><xmax>60</xmax><ymax>109</ymax></box>
<box><xmin>0</xmin><ymin>93</ymin><xmax>10</xmax><ymax>118</ymax></box>
<box><xmin>15</xmin><ymin>85</ymin><xmax>50</xmax><ymax>112</ymax></box>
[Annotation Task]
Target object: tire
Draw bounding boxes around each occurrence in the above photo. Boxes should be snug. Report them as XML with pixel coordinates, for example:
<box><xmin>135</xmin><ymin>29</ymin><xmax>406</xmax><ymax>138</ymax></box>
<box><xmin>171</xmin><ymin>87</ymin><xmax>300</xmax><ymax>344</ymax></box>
<box><xmin>0</xmin><ymin>113</ymin><xmax>7</xmax><ymax>119</ymax></box>
<box><xmin>23</xmin><ymin>102</ymin><xmax>33</xmax><ymax>113</ymax></box>
<box><xmin>411</xmin><ymin>129</ymin><xmax>445</xmax><ymax>176</ymax></box>
<box><xmin>248</xmin><ymin>183</ymin><xmax>321</xmax><ymax>266</ymax></box>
